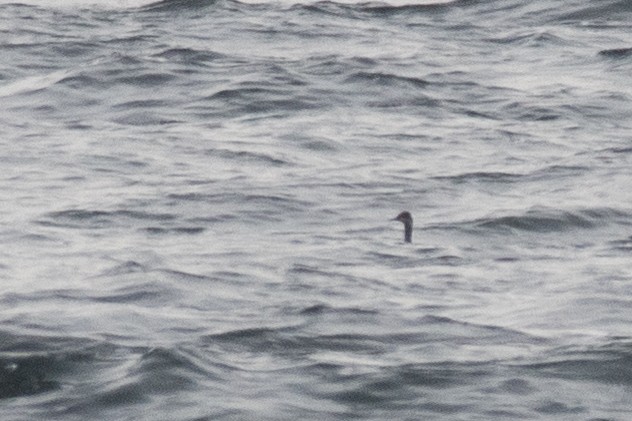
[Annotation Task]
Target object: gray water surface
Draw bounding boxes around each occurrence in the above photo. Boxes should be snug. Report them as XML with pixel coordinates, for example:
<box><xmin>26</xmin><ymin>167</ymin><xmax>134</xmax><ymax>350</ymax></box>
<box><xmin>1</xmin><ymin>0</ymin><xmax>632</xmax><ymax>419</ymax></box>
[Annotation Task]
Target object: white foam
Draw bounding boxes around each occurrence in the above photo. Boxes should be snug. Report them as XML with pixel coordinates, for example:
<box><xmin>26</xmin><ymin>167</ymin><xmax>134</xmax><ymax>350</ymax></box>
<box><xmin>0</xmin><ymin>0</ymin><xmax>457</xmax><ymax>8</ymax></box>
<box><xmin>0</xmin><ymin>69</ymin><xmax>73</xmax><ymax>98</ymax></box>
<box><xmin>0</xmin><ymin>0</ymin><xmax>156</xmax><ymax>8</ymax></box>
<box><xmin>240</xmin><ymin>0</ymin><xmax>456</xmax><ymax>5</ymax></box>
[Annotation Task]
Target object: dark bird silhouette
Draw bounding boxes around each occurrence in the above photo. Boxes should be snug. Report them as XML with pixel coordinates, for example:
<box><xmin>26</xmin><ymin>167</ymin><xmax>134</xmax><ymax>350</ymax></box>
<box><xmin>393</xmin><ymin>211</ymin><xmax>413</xmax><ymax>243</ymax></box>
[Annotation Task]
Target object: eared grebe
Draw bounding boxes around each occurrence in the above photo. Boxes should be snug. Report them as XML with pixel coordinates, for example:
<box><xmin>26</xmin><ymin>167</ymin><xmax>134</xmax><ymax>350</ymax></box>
<box><xmin>393</xmin><ymin>211</ymin><xmax>413</xmax><ymax>243</ymax></box>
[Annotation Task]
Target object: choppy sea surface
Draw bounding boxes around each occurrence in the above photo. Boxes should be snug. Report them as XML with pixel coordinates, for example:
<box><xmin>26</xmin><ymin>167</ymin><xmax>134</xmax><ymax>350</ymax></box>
<box><xmin>1</xmin><ymin>0</ymin><xmax>632</xmax><ymax>419</ymax></box>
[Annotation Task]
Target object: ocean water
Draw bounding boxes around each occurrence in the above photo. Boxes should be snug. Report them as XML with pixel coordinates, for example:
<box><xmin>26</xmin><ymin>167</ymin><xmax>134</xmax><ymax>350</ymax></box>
<box><xmin>1</xmin><ymin>0</ymin><xmax>632</xmax><ymax>419</ymax></box>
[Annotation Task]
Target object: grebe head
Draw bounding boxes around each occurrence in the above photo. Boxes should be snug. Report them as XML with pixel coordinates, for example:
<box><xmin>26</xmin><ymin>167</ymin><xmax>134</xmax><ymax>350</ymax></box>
<box><xmin>393</xmin><ymin>211</ymin><xmax>412</xmax><ymax>224</ymax></box>
<box><xmin>392</xmin><ymin>211</ymin><xmax>413</xmax><ymax>243</ymax></box>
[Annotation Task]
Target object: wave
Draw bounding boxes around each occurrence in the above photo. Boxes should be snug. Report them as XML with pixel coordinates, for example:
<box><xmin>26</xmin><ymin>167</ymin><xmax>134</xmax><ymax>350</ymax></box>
<box><xmin>143</xmin><ymin>0</ymin><xmax>462</xmax><ymax>9</ymax></box>
<box><xmin>433</xmin><ymin>164</ymin><xmax>590</xmax><ymax>187</ymax></box>
<box><xmin>299</xmin><ymin>303</ymin><xmax>378</xmax><ymax>315</ymax></box>
<box><xmin>141</xmin><ymin>0</ymin><xmax>217</xmax><ymax>12</ymax></box>
<box><xmin>203</xmin><ymin>85</ymin><xmax>320</xmax><ymax>116</ymax></box>
<box><xmin>459</xmin><ymin>207</ymin><xmax>632</xmax><ymax>234</ymax></box>
<box><xmin>35</xmin><ymin>207</ymin><xmax>213</xmax><ymax>235</ymax></box>
<box><xmin>487</xmin><ymin>30</ymin><xmax>570</xmax><ymax>47</ymax></box>
<box><xmin>345</xmin><ymin>72</ymin><xmax>430</xmax><ymax>89</ymax></box>
<box><xmin>168</xmin><ymin>192</ymin><xmax>314</xmax><ymax>222</ymax></box>
<box><xmin>5</xmin><ymin>0</ymin><xmax>631</xmax><ymax>23</ymax></box>
<box><xmin>202</xmin><ymin>314</ymin><xmax>543</xmax><ymax>360</ymax></box>
<box><xmin>516</xmin><ymin>338</ymin><xmax>632</xmax><ymax>386</ymax></box>
<box><xmin>211</xmin><ymin>149</ymin><xmax>292</xmax><ymax>167</ymax></box>
<box><xmin>0</xmin><ymin>69</ymin><xmax>74</xmax><ymax>98</ymax></box>
<box><xmin>0</xmin><ymin>331</ymin><xmax>108</xmax><ymax>400</ymax></box>
<box><xmin>609</xmin><ymin>235</ymin><xmax>632</xmax><ymax>252</ymax></box>
<box><xmin>554</xmin><ymin>1</ymin><xmax>632</xmax><ymax>22</ymax></box>
<box><xmin>432</xmin><ymin>171</ymin><xmax>523</xmax><ymax>184</ymax></box>
<box><xmin>0</xmin><ymin>0</ymin><xmax>157</xmax><ymax>10</ymax></box>
<box><xmin>599</xmin><ymin>47</ymin><xmax>632</xmax><ymax>58</ymax></box>
<box><xmin>153</xmin><ymin>47</ymin><xmax>227</xmax><ymax>66</ymax></box>
<box><xmin>38</xmin><ymin>209</ymin><xmax>177</xmax><ymax>229</ymax></box>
